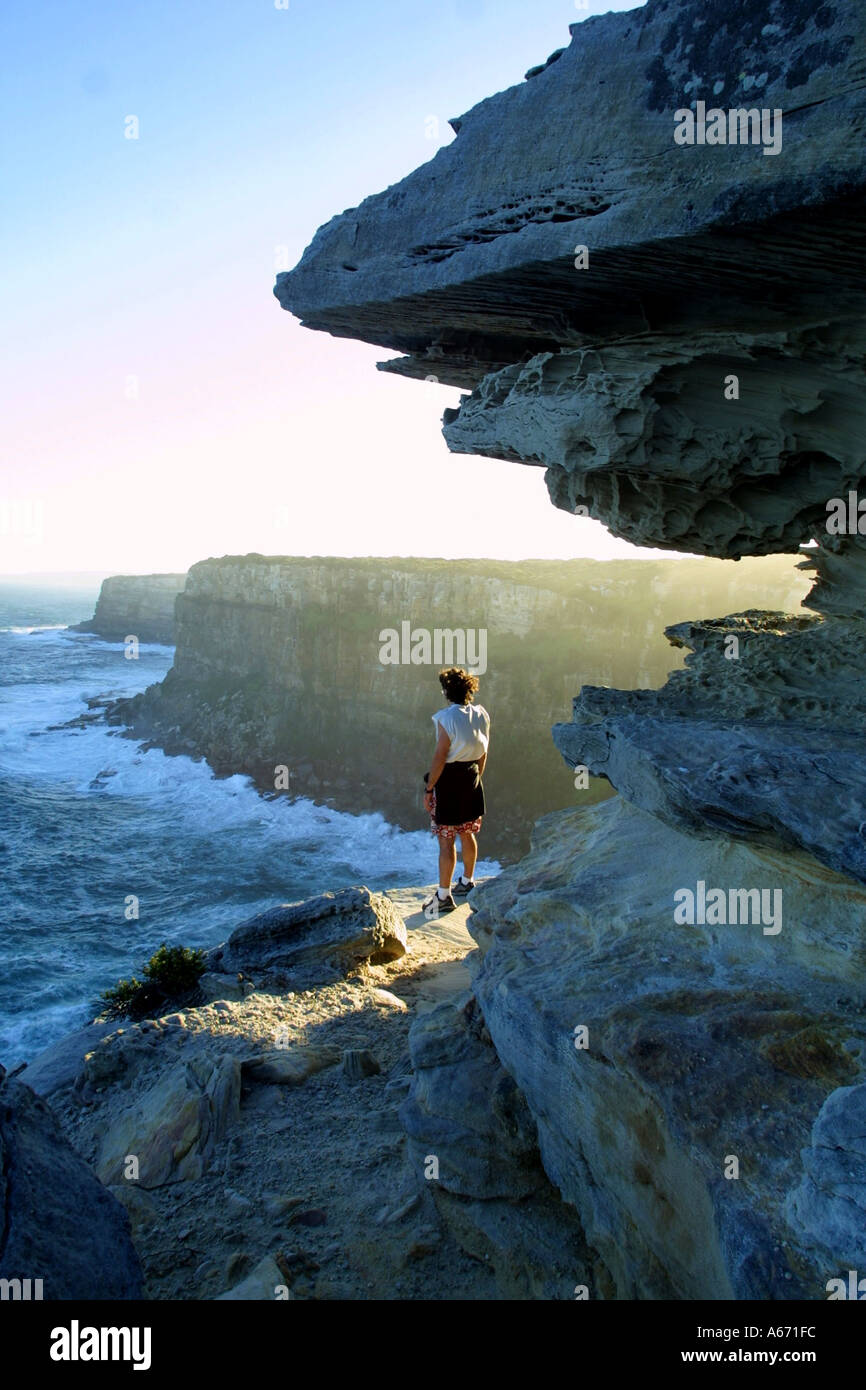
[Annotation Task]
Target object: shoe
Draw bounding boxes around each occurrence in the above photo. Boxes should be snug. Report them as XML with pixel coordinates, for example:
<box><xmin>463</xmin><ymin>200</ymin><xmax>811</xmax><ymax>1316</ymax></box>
<box><xmin>453</xmin><ymin>878</ymin><xmax>476</xmax><ymax>896</ymax></box>
<box><xmin>422</xmin><ymin>890</ymin><xmax>456</xmax><ymax>917</ymax></box>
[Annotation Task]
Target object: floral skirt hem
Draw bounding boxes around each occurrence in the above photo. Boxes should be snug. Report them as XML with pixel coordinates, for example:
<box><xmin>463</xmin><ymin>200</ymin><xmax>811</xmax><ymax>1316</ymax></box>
<box><xmin>430</xmin><ymin>816</ymin><xmax>482</xmax><ymax>840</ymax></box>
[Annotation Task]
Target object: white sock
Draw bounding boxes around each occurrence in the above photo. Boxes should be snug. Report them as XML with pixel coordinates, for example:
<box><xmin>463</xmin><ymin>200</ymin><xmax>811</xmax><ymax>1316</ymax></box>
<box><xmin>437</xmin><ymin>887</ymin><xmax>451</xmax><ymax>899</ymax></box>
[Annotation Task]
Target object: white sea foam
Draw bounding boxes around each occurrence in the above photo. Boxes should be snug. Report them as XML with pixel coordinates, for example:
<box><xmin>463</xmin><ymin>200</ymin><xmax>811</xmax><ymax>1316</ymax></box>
<box><xmin>1</xmin><ymin>624</ymin><xmax>69</xmax><ymax>633</ymax></box>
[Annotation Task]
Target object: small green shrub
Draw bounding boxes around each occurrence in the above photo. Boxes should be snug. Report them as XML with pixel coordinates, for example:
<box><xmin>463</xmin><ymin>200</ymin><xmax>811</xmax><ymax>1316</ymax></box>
<box><xmin>142</xmin><ymin>943</ymin><xmax>207</xmax><ymax>993</ymax></box>
<box><xmin>101</xmin><ymin>943</ymin><xmax>207</xmax><ymax>1020</ymax></box>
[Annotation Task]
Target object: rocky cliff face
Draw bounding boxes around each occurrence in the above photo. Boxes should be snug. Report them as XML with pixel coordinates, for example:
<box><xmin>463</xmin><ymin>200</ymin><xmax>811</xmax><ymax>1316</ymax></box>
<box><xmin>71</xmin><ymin>573</ymin><xmax>187</xmax><ymax>644</ymax></box>
<box><xmin>108</xmin><ymin>552</ymin><xmax>804</xmax><ymax>860</ymax></box>
<box><xmin>274</xmin><ymin>0</ymin><xmax>866</xmax><ymax>1298</ymax></box>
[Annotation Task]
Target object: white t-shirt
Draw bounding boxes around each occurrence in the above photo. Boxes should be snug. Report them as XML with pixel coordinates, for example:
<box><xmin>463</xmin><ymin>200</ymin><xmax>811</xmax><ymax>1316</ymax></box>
<box><xmin>432</xmin><ymin>702</ymin><xmax>490</xmax><ymax>762</ymax></box>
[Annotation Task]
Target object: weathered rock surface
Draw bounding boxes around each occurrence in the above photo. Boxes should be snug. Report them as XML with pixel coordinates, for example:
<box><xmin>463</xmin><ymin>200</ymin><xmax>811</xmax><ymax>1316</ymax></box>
<box><xmin>93</xmin><ymin>1052</ymin><xmax>241</xmax><ymax>1189</ymax></box>
<box><xmin>554</xmin><ymin>541</ymin><xmax>866</xmax><ymax>885</ymax></box>
<box><xmin>212</xmin><ymin>886</ymin><xmax>407</xmax><ymax>982</ymax></box>
<box><xmin>401</xmin><ymin>993</ymin><xmax>544</xmax><ymax>1200</ymax></box>
<box><xmin>468</xmin><ymin>797</ymin><xmax>866</xmax><ymax>1299</ymax></box>
<box><xmin>71</xmin><ymin>572</ymin><xmax>186</xmax><ymax>644</ymax></box>
<box><xmin>20</xmin><ymin>1022</ymin><xmax>115</xmax><ymax>1097</ymax></box>
<box><xmin>242</xmin><ymin>1048</ymin><xmax>341</xmax><ymax>1086</ymax></box>
<box><xmin>401</xmin><ymin>993</ymin><xmax>595</xmax><ymax>1298</ymax></box>
<box><xmin>0</xmin><ymin>1068</ymin><xmax>143</xmax><ymax>1299</ymax></box>
<box><xmin>198</xmin><ymin>971</ymin><xmax>246</xmax><ymax>1003</ymax></box>
<box><xmin>106</xmin><ymin>552</ymin><xmax>805</xmax><ymax>858</ymax></box>
<box><xmin>278</xmin><ymin>3</ymin><xmax>866</xmax><ymax>362</ymax></box>
<box><xmin>443</xmin><ymin>324</ymin><xmax>866</xmax><ymax>558</ymax></box>
<box><xmin>787</xmin><ymin>1082</ymin><xmax>866</xmax><ymax>1270</ymax></box>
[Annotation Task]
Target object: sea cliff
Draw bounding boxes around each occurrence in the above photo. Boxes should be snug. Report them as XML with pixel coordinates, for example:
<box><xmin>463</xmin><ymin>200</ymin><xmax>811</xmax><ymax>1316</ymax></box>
<box><xmin>71</xmin><ymin>573</ymin><xmax>187</xmax><ymax>645</ymax></box>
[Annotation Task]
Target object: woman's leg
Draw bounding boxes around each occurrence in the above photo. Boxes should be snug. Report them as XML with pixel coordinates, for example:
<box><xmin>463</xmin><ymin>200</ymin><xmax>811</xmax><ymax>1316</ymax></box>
<box><xmin>438</xmin><ymin>835</ymin><xmax>457</xmax><ymax>891</ymax></box>
<box><xmin>459</xmin><ymin>831</ymin><xmax>478</xmax><ymax>880</ymax></box>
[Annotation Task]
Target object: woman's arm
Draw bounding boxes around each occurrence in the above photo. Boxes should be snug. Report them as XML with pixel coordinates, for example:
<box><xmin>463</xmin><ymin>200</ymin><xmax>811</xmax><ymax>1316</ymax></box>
<box><xmin>478</xmin><ymin>711</ymin><xmax>492</xmax><ymax>778</ymax></box>
<box><xmin>477</xmin><ymin>716</ymin><xmax>490</xmax><ymax>777</ymax></box>
<box><xmin>426</xmin><ymin>726</ymin><xmax>451</xmax><ymax>790</ymax></box>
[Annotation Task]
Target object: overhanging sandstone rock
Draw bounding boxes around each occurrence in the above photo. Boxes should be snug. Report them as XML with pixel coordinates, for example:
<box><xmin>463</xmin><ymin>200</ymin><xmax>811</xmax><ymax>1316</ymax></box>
<box><xmin>276</xmin><ymin>1</ymin><xmax>866</xmax><ymax>393</ymax></box>
<box><xmin>275</xmin><ymin>0</ymin><xmax>866</xmax><ymax>554</ymax></box>
<box><xmin>442</xmin><ymin>325</ymin><xmax>866</xmax><ymax>557</ymax></box>
<box><xmin>787</xmin><ymin>1082</ymin><xmax>866</xmax><ymax>1269</ymax></box>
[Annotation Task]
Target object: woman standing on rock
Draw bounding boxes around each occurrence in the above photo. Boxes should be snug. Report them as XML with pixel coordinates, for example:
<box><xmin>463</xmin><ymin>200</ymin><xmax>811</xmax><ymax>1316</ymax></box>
<box><xmin>422</xmin><ymin>666</ymin><xmax>490</xmax><ymax>915</ymax></box>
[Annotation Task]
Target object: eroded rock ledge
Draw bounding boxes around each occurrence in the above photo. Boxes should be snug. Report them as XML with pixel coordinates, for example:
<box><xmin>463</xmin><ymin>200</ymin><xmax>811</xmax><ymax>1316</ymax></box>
<box><xmin>554</xmin><ymin>539</ymin><xmax>866</xmax><ymax>885</ymax></box>
<box><xmin>443</xmin><ymin>325</ymin><xmax>866</xmax><ymax>558</ymax></box>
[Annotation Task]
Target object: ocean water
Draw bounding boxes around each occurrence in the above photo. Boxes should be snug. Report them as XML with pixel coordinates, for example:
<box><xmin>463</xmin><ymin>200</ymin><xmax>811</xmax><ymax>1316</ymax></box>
<box><xmin>0</xmin><ymin>581</ymin><xmax>498</xmax><ymax>1068</ymax></box>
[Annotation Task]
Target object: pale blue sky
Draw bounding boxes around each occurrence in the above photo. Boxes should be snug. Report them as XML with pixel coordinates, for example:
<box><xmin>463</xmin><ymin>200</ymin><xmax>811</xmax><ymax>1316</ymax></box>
<box><xmin>1</xmin><ymin>0</ymin><xmax>652</xmax><ymax>575</ymax></box>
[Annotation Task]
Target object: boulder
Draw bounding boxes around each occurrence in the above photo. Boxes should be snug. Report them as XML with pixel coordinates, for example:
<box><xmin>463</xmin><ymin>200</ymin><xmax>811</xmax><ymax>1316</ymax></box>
<box><xmin>342</xmin><ymin>1048</ymin><xmax>380</xmax><ymax>1080</ymax></box>
<box><xmin>0</xmin><ymin>1070</ymin><xmax>143</xmax><ymax>1299</ymax></box>
<box><xmin>241</xmin><ymin>1048</ymin><xmax>340</xmax><ymax>1086</ymax></box>
<box><xmin>82</xmin><ymin>1019</ymin><xmax>170</xmax><ymax>1091</ymax></box>
<box><xmin>198</xmin><ymin>971</ymin><xmax>246</xmax><ymax>1003</ymax></box>
<box><xmin>106</xmin><ymin>1183</ymin><xmax>159</xmax><ymax>1238</ymax></box>
<box><xmin>212</xmin><ymin>886</ymin><xmax>407</xmax><ymax>981</ymax></box>
<box><xmin>21</xmin><ymin>1022</ymin><xmax>115</xmax><ymax>1097</ymax></box>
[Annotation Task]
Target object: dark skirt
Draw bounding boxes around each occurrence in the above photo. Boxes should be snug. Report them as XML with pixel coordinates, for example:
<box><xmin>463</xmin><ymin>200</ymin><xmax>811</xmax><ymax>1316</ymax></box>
<box><xmin>433</xmin><ymin>759</ymin><xmax>485</xmax><ymax>827</ymax></box>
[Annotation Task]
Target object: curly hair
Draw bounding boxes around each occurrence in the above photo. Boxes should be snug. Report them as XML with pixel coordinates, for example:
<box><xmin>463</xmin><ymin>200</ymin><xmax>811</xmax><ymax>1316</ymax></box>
<box><xmin>438</xmin><ymin>666</ymin><xmax>479</xmax><ymax>704</ymax></box>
